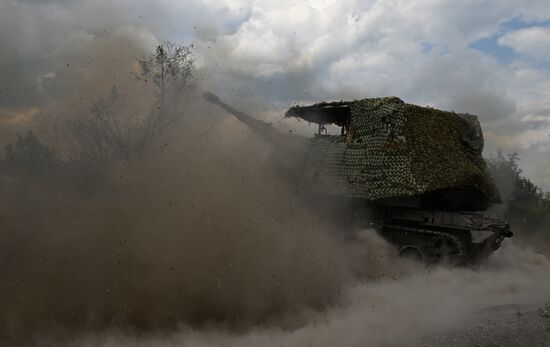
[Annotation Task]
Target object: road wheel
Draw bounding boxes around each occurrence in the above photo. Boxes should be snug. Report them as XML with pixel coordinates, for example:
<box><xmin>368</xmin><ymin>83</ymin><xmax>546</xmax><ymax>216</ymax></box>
<box><xmin>398</xmin><ymin>245</ymin><xmax>426</xmax><ymax>263</ymax></box>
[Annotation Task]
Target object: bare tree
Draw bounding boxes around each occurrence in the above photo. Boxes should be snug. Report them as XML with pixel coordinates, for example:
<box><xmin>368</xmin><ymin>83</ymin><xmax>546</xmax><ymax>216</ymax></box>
<box><xmin>61</xmin><ymin>86</ymin><xmax>130</xmax><ymax>162</ymax></box>
<box><xmin>47</xmin><ymin>41</ymin><xmax>194</xmax><ymax>164</ymax></box>
<box><xmin>136</xmin><ymin>41</ymin><xmax>195</xmax><ymax>153</ymax></box>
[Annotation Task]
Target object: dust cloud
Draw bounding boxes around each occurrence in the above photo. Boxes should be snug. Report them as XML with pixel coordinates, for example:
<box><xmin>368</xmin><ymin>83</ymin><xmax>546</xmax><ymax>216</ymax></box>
<box><xmin>0</xmin><ymin>96</ymin><xmax>381</xmax><ymax>343</ymax></box>
<box><xmin>2</xmin><ymin>92</ymin><xmax>550</xmax><ymax>346</ymax></box>
<box><xmin>29</xmin><ymin>241</ymin><xmax>550</xmax><ymax>347</ymax></box>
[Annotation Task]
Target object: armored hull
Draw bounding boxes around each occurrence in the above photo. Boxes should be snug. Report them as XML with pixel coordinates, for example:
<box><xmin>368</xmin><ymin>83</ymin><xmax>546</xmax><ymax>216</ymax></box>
<box><xmin>205</xmin><ymin>93</ymin><xmax>512</xmax><ymax>265</ymax></box>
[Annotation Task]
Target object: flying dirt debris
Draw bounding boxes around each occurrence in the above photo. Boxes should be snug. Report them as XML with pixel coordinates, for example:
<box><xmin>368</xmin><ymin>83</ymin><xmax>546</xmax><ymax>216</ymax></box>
<box><xmin>203</xmin><ymin>93</ymin><xmax>513</xmax><ymax>265</ymax></box>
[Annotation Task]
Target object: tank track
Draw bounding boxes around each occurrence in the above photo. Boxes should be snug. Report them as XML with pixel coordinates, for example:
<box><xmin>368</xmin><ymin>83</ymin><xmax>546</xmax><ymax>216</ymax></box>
<box><xmin>381</xmin><ymin>224</ymin><xmax>469</xmax><ymax>265</ymax></box>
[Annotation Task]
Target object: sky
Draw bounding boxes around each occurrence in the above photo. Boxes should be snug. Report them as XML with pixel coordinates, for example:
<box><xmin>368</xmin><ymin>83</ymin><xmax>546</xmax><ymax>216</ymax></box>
<box><xmin>1</xmin><ymin>0</ymin><xmax>550</xmax><ymax>189</ymax></box>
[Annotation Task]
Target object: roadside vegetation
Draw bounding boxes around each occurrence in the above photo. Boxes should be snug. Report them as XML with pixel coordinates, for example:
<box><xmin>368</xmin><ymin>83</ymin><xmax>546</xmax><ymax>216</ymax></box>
<box><xmin>487</xmin><ymin>152</ymin><xmax>550</xmax><ymax>233</ymax></box>
<box><xmin>0</xmin><ymin>41</ymin><xmax>194</xmax><ymax>190</ymax></box>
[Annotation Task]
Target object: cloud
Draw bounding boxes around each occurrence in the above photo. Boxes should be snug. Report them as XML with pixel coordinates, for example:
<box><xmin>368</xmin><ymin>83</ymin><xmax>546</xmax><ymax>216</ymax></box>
<box><xmin>7</xmin><ymin>107</ymin><xmax>40</xmax><ymax>125</ymax></box>
<box><xmin>449</xmin><ymin>90</ymin><xmax>516</xmax><ymax>122</ymax></box>
<box><xmin>498</xmin><ymin>26</ymin><xmax>550</xmax><ymax>61</ymax></box>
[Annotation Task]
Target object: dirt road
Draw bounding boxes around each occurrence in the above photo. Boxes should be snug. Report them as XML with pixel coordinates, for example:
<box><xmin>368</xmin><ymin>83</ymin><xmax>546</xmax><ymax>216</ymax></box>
<box><xmin>425</xmin><ymin>303</ymin><xmax>550</xmax><ymax>346</ymax></box>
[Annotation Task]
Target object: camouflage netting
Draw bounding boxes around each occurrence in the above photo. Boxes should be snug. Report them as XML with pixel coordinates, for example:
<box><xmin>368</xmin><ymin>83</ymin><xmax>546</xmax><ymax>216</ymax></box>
<box><xmin>303</xmin><ymin>97</ymin><xmax>501</xmax><ymax>203</ymax></box>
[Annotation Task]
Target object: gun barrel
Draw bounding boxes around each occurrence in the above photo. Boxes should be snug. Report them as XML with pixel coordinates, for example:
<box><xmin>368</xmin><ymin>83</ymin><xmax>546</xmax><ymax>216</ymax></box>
<box><xmin>203</xmin><ymin>92</ymin><xmax>273</xmax><ymax>134</ymax></box>
<box><xmin>202</xmin><ymin>92</ymin><xmax>308</xmax><ymax>158</ymax></box>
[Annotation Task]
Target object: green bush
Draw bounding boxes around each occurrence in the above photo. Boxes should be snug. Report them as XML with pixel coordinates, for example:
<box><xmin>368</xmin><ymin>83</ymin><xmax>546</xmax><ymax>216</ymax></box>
<box><xmin>487</xmin><ymin>152</ymin><xmax>550</xmax><ymax>231</ymax></box>
<box><xmin>1</xmin><ymin>130</ymin><xmax>57</xmax><ymax>177</ymax></box>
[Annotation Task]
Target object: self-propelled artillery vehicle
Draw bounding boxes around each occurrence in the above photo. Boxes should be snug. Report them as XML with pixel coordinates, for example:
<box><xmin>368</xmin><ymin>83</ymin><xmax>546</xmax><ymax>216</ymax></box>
<box><xmin>203</xmin><ymin>93</ymin><xmax>512</xmax><ymax>265</ymax></box>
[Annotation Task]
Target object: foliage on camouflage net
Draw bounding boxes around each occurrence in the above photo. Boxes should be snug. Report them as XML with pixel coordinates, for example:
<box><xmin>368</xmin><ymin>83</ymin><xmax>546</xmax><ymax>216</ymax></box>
<box><xmin>303</xmin><ymin>97</ymin><xmax>500</xmax><ymax>202</ymax></box>
<box><xmin>405</xmin><ymin>104</ymin><xmax>499</xmax><ymax>202</ymax></box>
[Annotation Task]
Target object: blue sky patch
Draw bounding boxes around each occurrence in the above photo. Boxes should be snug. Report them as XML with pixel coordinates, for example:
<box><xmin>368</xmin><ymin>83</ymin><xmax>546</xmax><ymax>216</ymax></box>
<box><xmin>421</xmin><ymin>41</ymin><xmax>450</xmax><ymax>55</ymax></box>
<box><xmin>421</xmin><ymin>41</ymin><xmax>433</xmax><ymax>54</ymax></box>
<box><xmin>468</xmin><ymin>17</ymin><xmax>550</xmax><ymax>63</ymax></box>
